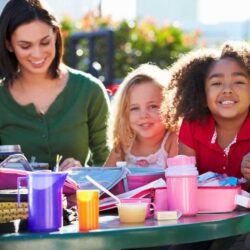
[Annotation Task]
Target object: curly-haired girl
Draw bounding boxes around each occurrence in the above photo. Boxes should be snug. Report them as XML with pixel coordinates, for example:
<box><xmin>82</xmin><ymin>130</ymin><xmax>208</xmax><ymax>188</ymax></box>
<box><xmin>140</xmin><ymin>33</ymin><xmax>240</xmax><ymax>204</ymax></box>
<box><xmin>163</xmin><ymin>41</ymin><xmax>250</xmax><ymax>178</ymax></box>
<box><xmin>104</xmin><ymin>63</ymin><xmax>178</xmax><ymax>168</ymax></box>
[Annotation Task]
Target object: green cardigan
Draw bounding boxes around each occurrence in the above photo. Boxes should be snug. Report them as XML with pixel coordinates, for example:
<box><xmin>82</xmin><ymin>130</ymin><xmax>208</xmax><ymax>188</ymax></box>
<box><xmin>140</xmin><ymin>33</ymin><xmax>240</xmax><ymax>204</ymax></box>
<box><xmin>0</xmin><ymin>67</ymin><xmax>110</xmax><ymax>168</ymax></box>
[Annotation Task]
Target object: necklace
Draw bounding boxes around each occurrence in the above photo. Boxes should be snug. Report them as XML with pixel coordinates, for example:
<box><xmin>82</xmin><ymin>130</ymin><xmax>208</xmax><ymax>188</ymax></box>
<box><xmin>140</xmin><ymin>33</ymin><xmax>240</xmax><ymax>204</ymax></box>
<box><xmin>12</xmin><ymin>69</ymin><xmax>68</xmax><ymax>114</ymax></box>
<box><xmin>15</xmin><ymin>78</ymin><xmax>59</xmax><ymax>114</ymax></box>
<box><xmin>22</xmin><ymin>85</ymin><xmax>52</xmax><ymax>114</ymax></box>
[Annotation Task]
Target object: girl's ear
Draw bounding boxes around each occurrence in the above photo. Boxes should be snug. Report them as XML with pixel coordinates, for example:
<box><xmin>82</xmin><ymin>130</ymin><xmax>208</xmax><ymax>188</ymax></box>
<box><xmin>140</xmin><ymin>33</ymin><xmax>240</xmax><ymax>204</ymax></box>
<box><xmin>5</xmin><ymin>40</ymin><xmax>14</xmax><ymax>52</ymax></box>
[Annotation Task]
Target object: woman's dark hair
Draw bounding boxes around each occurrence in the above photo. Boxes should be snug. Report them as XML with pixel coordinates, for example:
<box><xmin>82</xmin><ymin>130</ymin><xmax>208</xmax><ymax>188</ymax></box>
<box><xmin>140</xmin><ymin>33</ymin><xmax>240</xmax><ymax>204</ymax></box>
<box><xmin>162</xmin><ymin>41</ymin><xmax>250</xmax><ymax>123</ymax></box>
<box><xmin>0</xmin><ymin>0</ymin><xmax>64</xmax><ymax>86</ymax></box>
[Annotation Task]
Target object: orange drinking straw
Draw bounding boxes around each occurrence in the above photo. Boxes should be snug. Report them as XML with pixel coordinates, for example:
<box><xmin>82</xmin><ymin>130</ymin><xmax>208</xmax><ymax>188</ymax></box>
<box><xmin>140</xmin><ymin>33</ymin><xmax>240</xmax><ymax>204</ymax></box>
<box><xmin>77</xmin><ymin>190</ymin><xmax>99</xmax><ymax>231</ymax></box>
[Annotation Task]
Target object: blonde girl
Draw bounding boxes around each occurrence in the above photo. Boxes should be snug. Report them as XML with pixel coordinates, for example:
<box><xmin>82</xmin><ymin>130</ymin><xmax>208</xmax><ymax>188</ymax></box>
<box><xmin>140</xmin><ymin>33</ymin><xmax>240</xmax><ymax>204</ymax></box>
<box><xmin>104</xmin><ymin>63</ymin><xmax>178</xmax><ymax>168</ymax></box>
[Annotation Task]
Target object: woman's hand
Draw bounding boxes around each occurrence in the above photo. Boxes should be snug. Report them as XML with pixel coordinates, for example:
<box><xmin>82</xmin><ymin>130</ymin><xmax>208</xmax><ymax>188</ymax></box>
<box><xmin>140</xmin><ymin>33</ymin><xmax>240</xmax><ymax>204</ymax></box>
<box><xmin>241</xmin><ymin>153</ymin><xmax>250</xmax><ymax>180</ymax></box>
<box><xmin>59</xmin><ymin>157</ymin><xmax>82</xmax><ymax>171</ymax></box>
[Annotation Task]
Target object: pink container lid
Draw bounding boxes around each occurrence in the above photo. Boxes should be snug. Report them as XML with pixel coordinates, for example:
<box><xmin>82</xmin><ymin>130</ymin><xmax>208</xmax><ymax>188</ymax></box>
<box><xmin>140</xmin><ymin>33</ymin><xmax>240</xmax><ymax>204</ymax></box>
<box><xmin>167</xmin><ymin>155</ymin><xmax>196</xmax><ymax>167</ymax></box>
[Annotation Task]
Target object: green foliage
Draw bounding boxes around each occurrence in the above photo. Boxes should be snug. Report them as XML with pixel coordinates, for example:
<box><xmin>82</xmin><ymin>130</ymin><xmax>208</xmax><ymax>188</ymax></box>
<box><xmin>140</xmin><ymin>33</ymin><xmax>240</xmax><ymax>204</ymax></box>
<box><xmin>60</xmin><ymin>15</ymin><xmax>76</xmax><ymax>64</ymax></box>
<box><xmin>60</xmin><ymin>12</ymin><xmax>201</xmax><ymax>81</ymax></box>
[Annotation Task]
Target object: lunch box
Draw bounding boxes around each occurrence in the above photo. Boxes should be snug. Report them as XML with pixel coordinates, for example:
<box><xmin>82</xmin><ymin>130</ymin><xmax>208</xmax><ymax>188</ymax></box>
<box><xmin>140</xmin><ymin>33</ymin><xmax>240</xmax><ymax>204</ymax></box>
<box><xmin>197</xmin><ymin>186</ymin><xmax>241</xmax><ymax>213</ymax></box>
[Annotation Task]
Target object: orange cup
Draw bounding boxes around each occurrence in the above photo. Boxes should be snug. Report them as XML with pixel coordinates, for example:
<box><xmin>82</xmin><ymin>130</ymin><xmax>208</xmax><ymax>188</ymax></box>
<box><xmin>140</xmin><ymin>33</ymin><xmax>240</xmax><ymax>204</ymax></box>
<box><xmin>77</xmin><ymin>190</ymin><xmax>99</xmax><ymax>231</ymax></box>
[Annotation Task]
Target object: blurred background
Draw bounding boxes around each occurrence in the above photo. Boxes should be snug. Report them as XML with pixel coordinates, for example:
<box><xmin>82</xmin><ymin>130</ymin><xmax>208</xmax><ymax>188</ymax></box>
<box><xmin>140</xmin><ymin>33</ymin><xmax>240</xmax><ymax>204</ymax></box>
<box><xmin>1</xmin><ymin>0</ymin><xmax>250</xmax><ymax>88</ymax></box>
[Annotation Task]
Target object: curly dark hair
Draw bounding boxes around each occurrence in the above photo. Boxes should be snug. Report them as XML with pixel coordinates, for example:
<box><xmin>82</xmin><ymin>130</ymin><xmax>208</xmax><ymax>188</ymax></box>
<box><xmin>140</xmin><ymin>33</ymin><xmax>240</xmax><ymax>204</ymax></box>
<box><xmin>162</xmin><ymin>41</ymin><xmax>250</xmax><ymax>124</ymax></box>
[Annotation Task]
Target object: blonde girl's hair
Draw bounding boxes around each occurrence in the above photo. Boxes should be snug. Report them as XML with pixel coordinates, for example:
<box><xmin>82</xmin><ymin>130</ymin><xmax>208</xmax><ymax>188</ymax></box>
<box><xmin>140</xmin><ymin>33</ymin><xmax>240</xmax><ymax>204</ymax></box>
<box><xmin>108</xmin><ymin>63</ymin><xmax>176</xmax><ymax>159</ymax></box>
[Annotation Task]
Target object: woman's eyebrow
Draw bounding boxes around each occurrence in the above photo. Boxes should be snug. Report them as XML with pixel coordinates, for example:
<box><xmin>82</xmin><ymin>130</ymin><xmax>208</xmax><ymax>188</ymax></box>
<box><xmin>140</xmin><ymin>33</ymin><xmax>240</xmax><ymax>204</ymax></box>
<box><xmin>17</xmin><ymin>35</ymin><xmax>51</xmax><ymax>43</ymax></box>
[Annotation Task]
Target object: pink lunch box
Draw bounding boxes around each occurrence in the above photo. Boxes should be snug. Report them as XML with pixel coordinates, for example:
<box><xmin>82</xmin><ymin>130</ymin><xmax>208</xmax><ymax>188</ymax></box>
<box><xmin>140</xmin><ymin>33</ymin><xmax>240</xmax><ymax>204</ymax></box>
<box><xmin>197</xmin><ymin>186</ymin><xmax>241</xmax><ymax>213</ymax></box>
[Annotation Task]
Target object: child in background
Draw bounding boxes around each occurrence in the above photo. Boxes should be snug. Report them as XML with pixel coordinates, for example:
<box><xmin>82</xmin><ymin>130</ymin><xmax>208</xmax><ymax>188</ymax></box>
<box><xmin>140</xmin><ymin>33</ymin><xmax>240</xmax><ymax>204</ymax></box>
<box><xmin>162</xmin><ymin>41</ymin><xmax>250</xmax><ymax>250</ymax></box>
<box><xmin>104</xmin><ymin>63</ymin><xmax>178</xmax><ymax>168</ymax></box>
<box><xmin>162</xmin><ymin>41</ymin><xmax>250</xmax><ymax>179</ymax></box>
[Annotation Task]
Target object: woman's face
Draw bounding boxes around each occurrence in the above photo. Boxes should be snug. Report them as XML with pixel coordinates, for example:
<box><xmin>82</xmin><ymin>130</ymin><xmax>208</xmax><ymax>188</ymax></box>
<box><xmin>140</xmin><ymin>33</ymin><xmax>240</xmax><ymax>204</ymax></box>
<box><xmin>7</xmin><ymin>20</ymin><xmax>57</xmax><ymax>77</ymax></box>
<box><xmin>205</xmin><ymin>58</ymin><xmax>250</xmax><ymax>122</ymax></box>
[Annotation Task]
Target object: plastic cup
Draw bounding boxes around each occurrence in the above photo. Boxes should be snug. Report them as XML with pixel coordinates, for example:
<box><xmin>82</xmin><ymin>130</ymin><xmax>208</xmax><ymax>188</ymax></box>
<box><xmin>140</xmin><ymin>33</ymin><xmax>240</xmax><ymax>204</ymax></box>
<box><xmin>17</xmin><ymin>172</ymin><xmax>67</xmax><ymax>232</ymax></box>
<box><xmin>120</xmin><ymin>198</ymin><xmax>155</xmax><ymax>218</ymax></box>
<box><xmin>117</xmin><ymin>199</ymin><xmax>147</xmax><ymax>223</ymax></box>
<box><xmin>77</xmin><ymin>190</ymin><xmax>99</xmax><ymax>231</ymax></box>
<box><xmin>154</xmin><ymin>188</ymin><xmax>168</xmax><ymax>211</ymax></box>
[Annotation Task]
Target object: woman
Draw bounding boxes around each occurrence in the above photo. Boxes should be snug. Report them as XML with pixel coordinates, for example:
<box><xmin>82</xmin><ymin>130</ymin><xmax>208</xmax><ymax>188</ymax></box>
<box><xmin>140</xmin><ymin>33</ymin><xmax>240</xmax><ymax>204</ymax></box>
<box><xmin>0</xmin><ymin>0</ymin><xmax>110</xmax><ymax>170</ymax></box>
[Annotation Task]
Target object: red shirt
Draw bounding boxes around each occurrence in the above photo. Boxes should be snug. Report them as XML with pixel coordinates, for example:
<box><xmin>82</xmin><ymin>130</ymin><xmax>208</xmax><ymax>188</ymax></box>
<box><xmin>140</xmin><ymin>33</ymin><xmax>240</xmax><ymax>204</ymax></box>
<box><xmin>179</xmin><ymin>113</ymin><xmax>250</xmax><ymax>178</ymax></box>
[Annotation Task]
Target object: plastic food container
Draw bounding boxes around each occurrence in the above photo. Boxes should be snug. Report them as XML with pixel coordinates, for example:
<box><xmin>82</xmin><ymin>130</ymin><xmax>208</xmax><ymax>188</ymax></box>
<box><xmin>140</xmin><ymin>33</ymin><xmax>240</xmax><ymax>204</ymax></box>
<box><xmin>0</xmin><ymin>145</ymin><xmax>22</xmax><ymax>162</ymax></box>
<box><xmin>197</xmin><ymin>186</ymin><xmax>241</xmax><ymax>213</ymax></box>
